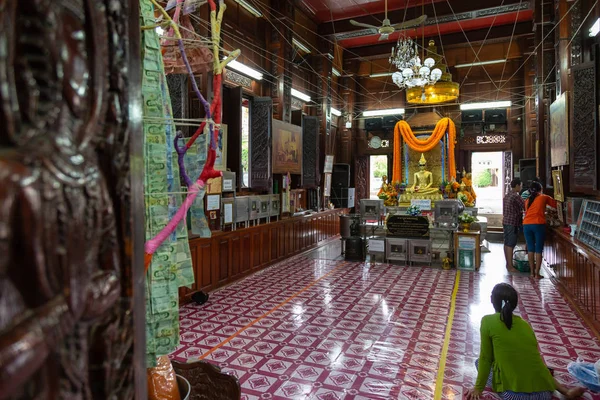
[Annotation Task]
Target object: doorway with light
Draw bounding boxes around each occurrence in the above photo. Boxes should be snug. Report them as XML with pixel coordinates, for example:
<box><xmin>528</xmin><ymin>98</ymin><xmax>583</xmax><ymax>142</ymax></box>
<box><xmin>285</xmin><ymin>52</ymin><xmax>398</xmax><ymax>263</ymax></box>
<box><xmin>471</xmin><ymin>152</ymin><xmax>505</xmax><ymax>216</ymax></box>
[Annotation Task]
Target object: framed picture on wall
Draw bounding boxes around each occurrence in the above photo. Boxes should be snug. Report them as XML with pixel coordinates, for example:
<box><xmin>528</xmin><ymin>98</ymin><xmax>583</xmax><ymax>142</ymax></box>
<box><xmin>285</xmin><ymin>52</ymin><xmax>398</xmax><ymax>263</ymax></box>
<box><xmin>550</xmin><ymin>92</ymin><xmax>569</xmax><ymax>167</ymax></box>
<box><xmin>552</xmin><ymin>170</ymin><xmax>564</xmax><ymax>202</ymax></box>
<box><xmin>272</xmin><ymin>119</ymin><xmax>302</xmax><ymax>174</ymax></box>
<box><xmin>214</xmin><ymin>124</ymin><xmax>228</xmax><ymax>171</ymax></box>
<box><xmin>324</xmin><ymin>173</ymin><xmax>332</xmax><ymax>197</ymax></box>
<box><xmin>324</xmin><ymin>155</ymin><xmax>334</xmax><ymax>173</ymax></box>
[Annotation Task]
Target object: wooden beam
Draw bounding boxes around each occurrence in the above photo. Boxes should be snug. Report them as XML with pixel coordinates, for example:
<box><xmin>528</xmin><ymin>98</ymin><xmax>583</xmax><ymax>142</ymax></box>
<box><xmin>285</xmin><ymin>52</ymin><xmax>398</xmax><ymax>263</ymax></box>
<box><xmin>317</xmin><ymin>0</ymin><xmax>527</xmax><ymax>36</ymax></box>
<box><xmin>346</xmin><ymin>22</ymin><xmax>533</xmax><ymax>59</ymax></box>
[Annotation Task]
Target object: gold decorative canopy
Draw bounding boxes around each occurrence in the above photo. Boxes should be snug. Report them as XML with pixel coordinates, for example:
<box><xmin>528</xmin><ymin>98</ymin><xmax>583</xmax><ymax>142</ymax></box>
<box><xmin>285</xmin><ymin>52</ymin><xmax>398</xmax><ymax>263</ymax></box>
<box><xmin>406</xmin><ymin>40</ymin><xmax>459</xmax><ymax>104</ymax></box>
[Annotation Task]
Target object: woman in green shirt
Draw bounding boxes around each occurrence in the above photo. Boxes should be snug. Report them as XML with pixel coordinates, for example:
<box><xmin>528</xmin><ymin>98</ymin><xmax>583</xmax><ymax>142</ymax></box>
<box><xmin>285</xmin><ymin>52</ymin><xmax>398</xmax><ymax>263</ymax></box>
<box><xmin>466</xmin><ymin>283</ymin><xmax>585</xmax><ymax>400</ymax></box>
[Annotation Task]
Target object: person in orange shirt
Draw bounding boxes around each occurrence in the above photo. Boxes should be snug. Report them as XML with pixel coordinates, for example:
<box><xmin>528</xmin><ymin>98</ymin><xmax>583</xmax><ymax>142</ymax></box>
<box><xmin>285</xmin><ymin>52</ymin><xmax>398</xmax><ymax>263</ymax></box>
<box><xmin>522</xmin><ymin>181</ymin><xmax>557</xmax><ymax>278</ymax></box>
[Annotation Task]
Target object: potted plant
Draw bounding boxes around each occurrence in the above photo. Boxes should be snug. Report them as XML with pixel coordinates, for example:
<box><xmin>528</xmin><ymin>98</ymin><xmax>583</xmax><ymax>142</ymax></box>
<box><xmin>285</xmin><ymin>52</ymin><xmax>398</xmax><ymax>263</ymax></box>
<box><xmin>458</xmin><ymin>212</ymin><xmax>477</xmax><ymax>232</ymax></box>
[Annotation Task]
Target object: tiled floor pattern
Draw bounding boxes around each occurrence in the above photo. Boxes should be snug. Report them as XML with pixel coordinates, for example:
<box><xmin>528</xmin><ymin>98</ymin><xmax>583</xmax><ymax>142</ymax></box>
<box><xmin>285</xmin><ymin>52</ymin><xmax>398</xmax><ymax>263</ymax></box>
<box><xmin>172</xmin><ymin>243</ymin><xmax>600</xmax><ymax>399</ymax></box>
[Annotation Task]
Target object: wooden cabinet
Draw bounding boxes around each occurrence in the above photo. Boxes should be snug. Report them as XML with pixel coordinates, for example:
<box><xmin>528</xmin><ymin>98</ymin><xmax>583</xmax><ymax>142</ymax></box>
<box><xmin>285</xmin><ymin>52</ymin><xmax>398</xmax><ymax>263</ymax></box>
<box><xmin>545</xmin><ymin>228</ymin><xmax>600</xmax><ymax>330</ymax></box>
<box><xmin>182</xmin><ymin>208</ymin><xmax>348</xmax><ymax>304</ymax></box>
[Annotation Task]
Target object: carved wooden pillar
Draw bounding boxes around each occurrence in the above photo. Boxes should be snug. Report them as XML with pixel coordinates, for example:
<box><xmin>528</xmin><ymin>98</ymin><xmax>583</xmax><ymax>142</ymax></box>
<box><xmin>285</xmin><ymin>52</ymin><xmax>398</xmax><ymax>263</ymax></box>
<box><xmin>267</xmin><ymin>1</ymin><xmax>293</xmax><ymax>123</ymax></box>
<box><xmin>313</xmin><ymin>37</ymin><xmax>333</xmax><ymax>188</ymax></box>
<box><xmin>533</xmin><ymin>0</ymin><xmax>555</xmax><ymax>185</ymax></box>
<box><xmin>523</xmin><ymin>40</ymin><xmax>537</xmax><ymax>159</ymax></box>
<box><xmin>338</xmin><ymin>57</ymin><xmax>359</xmax><ymax>166</ymax></box>
<box><xmin>0</xmin><ymin>0</ymin><xmax>146</xmax><ymax>398</ymax></box>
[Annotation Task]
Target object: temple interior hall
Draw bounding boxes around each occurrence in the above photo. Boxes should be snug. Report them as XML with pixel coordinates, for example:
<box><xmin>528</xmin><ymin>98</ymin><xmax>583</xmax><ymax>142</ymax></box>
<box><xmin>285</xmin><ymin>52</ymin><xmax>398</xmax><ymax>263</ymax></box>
<box><xmin>2</xmin><ymin>0</ymin><xmax>600</xmax><ymax>399</ymax></box>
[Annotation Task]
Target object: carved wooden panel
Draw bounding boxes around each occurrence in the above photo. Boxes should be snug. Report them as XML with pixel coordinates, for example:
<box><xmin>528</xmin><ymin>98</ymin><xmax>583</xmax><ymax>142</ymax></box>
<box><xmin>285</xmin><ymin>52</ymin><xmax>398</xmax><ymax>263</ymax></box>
<box><xmin>504</xmin><ymin>151</ymin><xmax>513</xmax><ymax>195</ymax></box>
<box><xmin>302</xmin><ymin>115</ymin><xmax>319</xmax><ymax>187</ymax></box>
<box><xmin>570</xmin><ymin>62</ymin><xmax>597</xmax><ymax>193</ymax></box>
<box><xmin>355</xmin><ymin>156</ymin><xmax>369</xmax><ymax>208</ymax></box>
<box><xmin>0</xmin><ymin>0</ymin><xmax>145</xmax><ymax>398</ymax></box>
<box><xmin>167</xmin><ymin>74</ymin><xmax>189</xmax><ymax>135</ymax></box>
<box><xmin>250</xmin><ymin>97</ymin><xmax>273</xmax><ymax>189</ymax></box>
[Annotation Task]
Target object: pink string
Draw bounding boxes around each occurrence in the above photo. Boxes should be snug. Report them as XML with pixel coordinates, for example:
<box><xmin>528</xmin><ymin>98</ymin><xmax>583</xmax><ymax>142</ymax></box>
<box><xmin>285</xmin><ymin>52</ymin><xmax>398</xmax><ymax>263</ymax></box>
<box><xmin>145</xmin><ymin>182</ymin><xmax>203</xmax><ymax>255</ymax></box>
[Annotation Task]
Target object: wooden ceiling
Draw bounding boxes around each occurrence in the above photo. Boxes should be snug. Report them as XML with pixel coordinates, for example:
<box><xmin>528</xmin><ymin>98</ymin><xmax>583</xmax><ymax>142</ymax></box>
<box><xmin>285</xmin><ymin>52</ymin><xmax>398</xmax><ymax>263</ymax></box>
<box><xmin>294</xmin><ymin>0</ymin><xmax>534</xmax><ymax>53</ymax></box>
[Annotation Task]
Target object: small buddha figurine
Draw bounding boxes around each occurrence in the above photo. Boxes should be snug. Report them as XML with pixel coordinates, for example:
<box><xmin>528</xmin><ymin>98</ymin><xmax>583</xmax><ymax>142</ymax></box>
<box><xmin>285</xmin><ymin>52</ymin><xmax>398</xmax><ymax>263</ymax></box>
<box><xmin>407</xmin><ymin>153</ymin><xmax>439</xmax><ymax>195</ymax></box>
<box><xmin>461</xmin><ymin>172</ymin><xmax>477</xmax><ymax>204</ymax></box>
<box><xmin>377</xmin><ymin>175</ymin><xmax>398</xmax><ymax>206</ymax></box>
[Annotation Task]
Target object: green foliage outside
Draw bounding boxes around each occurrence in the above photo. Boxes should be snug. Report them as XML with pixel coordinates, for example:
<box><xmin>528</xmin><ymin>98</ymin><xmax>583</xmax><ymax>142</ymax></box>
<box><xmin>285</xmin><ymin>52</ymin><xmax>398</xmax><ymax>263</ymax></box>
<box><xmin>476</xmin><ymin>169</ymin><xmax>492</xmax><ymax>187</ymax></box>
<box><xmin>373</xmin><ymin>158</ymin><xmax>388</xmax><ymax>178</ymax></box>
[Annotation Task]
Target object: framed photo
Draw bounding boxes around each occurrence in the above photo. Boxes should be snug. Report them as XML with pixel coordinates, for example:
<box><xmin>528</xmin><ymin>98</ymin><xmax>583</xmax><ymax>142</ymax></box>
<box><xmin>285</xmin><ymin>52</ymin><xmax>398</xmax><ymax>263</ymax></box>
<box><xmin>214</xmin><ymin>124</ymin><xmax>228</xmax><ymax>171</ymax></box>
<box><xmin>324</xmin><ymin>173</ymin><xmax>332</xmax><ymax>197</ymax></box>
<box><xmin>272</xmin><ymin>119</ymin><xmax>302</xmax><ymax>174</ymax></box>
<box><xmin>552</xmin><ymin>169</ymin><xmax>564</xmax><ymax>202</ymax></box>
<box><xmin>324</xmin><ymin>155</ymin><xmax>334</xmax><ymax>173</ymax></box>
<box><xmin>550</xmin><ymin>92</ymin><xmax>569</xmax><ymax>167</ymax></box>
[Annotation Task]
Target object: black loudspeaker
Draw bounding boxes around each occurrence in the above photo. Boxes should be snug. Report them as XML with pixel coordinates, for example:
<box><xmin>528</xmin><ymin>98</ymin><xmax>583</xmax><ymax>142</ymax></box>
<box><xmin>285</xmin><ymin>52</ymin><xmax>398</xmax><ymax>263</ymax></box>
<box><xmin>461</xmin><ymin>110</ymin><xmax>483</xmax><ymax>123</ymax></box>
<box><xmin>331</xmin><ymin>187</ymin><xmax>349</xmax><ymax>208</ymax></box>
<box><xmin>365</xmin><ymin>118</ymin><xmax>382</xmax><ymax>131</ymax></box>
<box><xmin>485</xmin><ymin>108</ymin><xmax>507</xmax><ymax>124</ymax></box>
<box><xmin>519</xmin><ymin>158</ymin><xmax>537</xmax><ymax>188</ymax></box>
<box><xmin>332</xmin><ymin>163</ymin><xmax>350</xmax><ymax>188</ymax></box>
<box><xmin>382</xmin><ymin>115</ymin><xmax>402</xmax><ymax>129</ymax></box>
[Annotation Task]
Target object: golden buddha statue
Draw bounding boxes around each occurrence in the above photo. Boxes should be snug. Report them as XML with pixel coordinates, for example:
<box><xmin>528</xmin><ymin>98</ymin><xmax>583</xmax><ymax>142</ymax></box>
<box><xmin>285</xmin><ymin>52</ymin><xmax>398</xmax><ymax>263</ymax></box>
<box><xmin>400</xmin><ymin>153</ymin><xmax>443</xmax><ymax>203</ymax></box>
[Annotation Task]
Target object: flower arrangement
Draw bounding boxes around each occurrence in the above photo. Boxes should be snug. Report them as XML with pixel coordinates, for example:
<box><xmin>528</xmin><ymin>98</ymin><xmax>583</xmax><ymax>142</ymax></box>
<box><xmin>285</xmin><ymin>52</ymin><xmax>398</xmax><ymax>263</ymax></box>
<box><xmin>406</xmin><ymin>204</ymin><xmax>421</xmax><ymax>216</ymax></box>
<box><xmin>445</xmin><ymin>180</ymin><xmax>460</xmax><ymax>198</ymax></box>
<box><xmin>458</xmin><ymin>212</ymin><xmax>477</xmax><ymax>224</ymax></box>
<box><xmin>394</xmin><ymin>181</ymin><xmax>408</xmax><ymax>193</ymax></box>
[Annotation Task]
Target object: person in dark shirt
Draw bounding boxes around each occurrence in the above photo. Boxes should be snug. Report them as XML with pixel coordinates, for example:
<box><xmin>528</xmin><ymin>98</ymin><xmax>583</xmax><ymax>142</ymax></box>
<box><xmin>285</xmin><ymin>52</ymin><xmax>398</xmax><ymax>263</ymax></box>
<box><xmin>503</xmin><ymin>178</ymin><xmax>524</xmax><ymax>272</ymax></box>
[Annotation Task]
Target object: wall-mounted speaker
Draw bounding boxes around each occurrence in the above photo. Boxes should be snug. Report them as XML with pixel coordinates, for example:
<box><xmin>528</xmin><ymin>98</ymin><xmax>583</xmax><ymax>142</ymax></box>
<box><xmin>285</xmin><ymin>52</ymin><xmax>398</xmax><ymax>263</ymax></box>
<box><xmin>365</xmin><ymin>118</ymin><xmax>382</xmax><ymax>131</ymax></box>
<box><xmin>382</xmin><ymin>115</ymin><xmax>402</xmax><ymax>130</ymax></box>
<box><xmin>461</xmin><ymin>110</ymin><xmax>483</xmax><ymax>123</ymax></box>
<box><xmin>485</xmin><ymin>109</ymin><xmax>507</xmax><ymax>124</ymax></box>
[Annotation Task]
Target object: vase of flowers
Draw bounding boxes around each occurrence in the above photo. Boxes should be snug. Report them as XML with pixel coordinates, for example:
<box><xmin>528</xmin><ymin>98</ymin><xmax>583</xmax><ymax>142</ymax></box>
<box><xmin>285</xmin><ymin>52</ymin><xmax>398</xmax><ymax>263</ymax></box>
<box><xmin>458</xmin><ymin>212</ymin><xmax>476</xmax><ymax>232</ymax></box>
<box><xmin>406</xmin><ymin>204</ymin><xmax>421</xmax><ymax>216</ymax></box>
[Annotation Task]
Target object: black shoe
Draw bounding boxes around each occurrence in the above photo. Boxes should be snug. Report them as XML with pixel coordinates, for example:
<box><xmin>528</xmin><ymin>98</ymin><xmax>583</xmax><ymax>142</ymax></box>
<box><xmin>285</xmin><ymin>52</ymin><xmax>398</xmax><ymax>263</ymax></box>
<box><xmin>191</xmin><ymin>291</ymin><xmax>209</xmax><ymax>305</ymax></box>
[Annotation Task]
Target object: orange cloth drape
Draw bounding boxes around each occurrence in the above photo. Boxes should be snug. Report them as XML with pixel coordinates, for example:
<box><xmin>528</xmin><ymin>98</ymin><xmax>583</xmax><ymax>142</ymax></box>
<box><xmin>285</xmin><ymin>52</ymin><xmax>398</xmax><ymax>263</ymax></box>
<box><xmin>391</xmin><ymin>117</ymin><xmax>457</xmax><ymax>184</ymax></box>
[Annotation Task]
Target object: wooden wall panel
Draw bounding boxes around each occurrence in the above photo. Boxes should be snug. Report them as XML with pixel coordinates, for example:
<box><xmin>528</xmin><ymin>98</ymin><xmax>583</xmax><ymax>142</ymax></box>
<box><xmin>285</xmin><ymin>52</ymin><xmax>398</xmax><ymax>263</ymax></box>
<box><xmin>545</xmin><ymin>229</ymin><xmax>600</xmax><ymax>331</ymax></box>
<box><xmin>183</xmin><ymin>209</ymin><xmax>348</xmax><ymax>304</ymax></box>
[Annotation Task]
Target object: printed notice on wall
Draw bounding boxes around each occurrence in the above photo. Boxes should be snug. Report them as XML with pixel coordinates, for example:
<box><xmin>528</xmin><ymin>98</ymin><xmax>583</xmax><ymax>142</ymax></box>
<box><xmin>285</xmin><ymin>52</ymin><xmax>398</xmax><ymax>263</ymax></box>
<box><xmin>224</xmin><ymin>203</ymin><xmax>233</xmax><ymax>224</ymax></box>
<box><xmin>223</xmin><ymin>178</ymin><xmax>233</xmax><ymax>191</ymax></box>
<box><xmin>206</xmin><ymin>194</ymin><xmax>220</xmax><ymax>211</ymax></box>
<box><xmin>369</xmin><ymin>239</ymin><xmax>385</xmax><ymax>252</ymax></box>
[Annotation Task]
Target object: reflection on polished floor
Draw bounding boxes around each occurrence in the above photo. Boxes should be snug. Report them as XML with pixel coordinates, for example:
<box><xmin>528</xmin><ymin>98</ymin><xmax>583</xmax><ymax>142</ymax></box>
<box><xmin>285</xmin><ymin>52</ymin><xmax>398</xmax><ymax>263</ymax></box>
<box><xmin>171</xmin><ymin>241</ymin><xmax>600</xmax><ymax>399</ymax></box>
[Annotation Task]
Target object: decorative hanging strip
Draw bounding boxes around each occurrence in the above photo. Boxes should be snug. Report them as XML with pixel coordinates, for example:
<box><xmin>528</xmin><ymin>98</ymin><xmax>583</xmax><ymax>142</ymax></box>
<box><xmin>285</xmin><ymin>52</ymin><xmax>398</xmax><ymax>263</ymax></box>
<box><xmin>391</xmin><ymin>117</ymin><xmax>457</xmax><ymax>184</ymax></box>
<box><xmin>143</xmin><ymin>0</ymin><xmax>239</xmax><ymax>274</ymax></box>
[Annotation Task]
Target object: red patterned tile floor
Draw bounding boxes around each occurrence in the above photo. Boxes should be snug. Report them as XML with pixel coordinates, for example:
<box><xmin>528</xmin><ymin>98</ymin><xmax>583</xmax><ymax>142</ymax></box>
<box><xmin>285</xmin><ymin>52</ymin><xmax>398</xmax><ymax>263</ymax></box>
<box><xmin>171</xmin><ymin>242</ymin><xmax>600</xmax><ymax>399</ymax></box>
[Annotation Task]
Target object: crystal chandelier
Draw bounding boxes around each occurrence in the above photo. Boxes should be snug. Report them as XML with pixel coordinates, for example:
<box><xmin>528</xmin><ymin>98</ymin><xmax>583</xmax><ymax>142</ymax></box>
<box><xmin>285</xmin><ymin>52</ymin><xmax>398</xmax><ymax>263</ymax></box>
<box><xmin>389</xmin><ymin>37</ymin><xmax>442</xmax><ymax>89</ymax></box>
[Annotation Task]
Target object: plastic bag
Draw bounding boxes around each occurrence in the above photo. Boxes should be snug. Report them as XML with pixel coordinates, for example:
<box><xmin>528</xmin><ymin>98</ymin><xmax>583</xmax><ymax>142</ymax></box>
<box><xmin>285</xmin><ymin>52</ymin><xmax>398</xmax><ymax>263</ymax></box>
<box><xmin>514</xmin><ymin>250</ymin><xmax>528</xmax><ymax>261</ymax></box>
<box><xmin>567</xmin><ymin>359</ymin><xmax>600</xmax><ymax>392</ymax></box>
<box><xmin>148</xmin><ymin>355</ymin><xmax>181</xmax><ymax>400</ymax></box>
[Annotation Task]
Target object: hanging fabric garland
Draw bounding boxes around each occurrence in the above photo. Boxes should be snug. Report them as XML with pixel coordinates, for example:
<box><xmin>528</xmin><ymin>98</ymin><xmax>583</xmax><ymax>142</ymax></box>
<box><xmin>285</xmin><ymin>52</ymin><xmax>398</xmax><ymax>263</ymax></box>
<box><xmin>391</xmin><ymin>117</ymin><xmax>457</xmax><ymax>184</ymax></box>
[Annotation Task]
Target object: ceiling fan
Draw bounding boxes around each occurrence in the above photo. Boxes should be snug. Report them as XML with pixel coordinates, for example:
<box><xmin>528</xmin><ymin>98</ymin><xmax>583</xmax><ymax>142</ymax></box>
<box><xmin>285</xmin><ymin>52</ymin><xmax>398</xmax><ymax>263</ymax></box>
<box><xmin>349</xmin><ymin>0</ymin><xmax>427</xmax><ymax>41</ymax></box>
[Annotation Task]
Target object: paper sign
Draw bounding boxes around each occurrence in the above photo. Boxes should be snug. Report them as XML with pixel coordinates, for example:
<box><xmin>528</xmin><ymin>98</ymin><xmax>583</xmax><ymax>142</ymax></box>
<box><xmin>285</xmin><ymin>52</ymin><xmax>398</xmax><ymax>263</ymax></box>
<box><xmin>206</xmin><ymin>194</ymin><xmax>220</xmax><ymax>211</ymax></box>
<box><xmin>369</xmin><ymin>239</ymin><xmax>385</xmax><ymax>252</ymax></box>
<box><xmin>224</xmin><ymin>203</ymin><xmax>233</xmax><ymax>224</ymax></box>
<box><xmin>348</xmin><ymin>188</ymin><xmax>355</xmax><ymax>208</ymax></box>
<box><xmin>223</xmin><ymin>179</ymin><xmax>233</xmax><ymax>191</ymax></box>
<box><xmin>410</xmin><ymin>199</ymin><xmax>432</xmax><ymax>211</ymax></box>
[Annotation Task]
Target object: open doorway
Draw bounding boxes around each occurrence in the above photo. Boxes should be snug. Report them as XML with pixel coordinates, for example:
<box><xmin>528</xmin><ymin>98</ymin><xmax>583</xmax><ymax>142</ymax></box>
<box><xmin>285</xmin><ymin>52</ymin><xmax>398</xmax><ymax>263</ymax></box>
<box><xmin>471</xmin><ymin>152</ymin><xmax>504</xmax><ymax>214</ymax></box>
<box><xmin>369</xmin><ymin>155</ymin><xmax>388</xmax><ymax>199</ymax></box>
